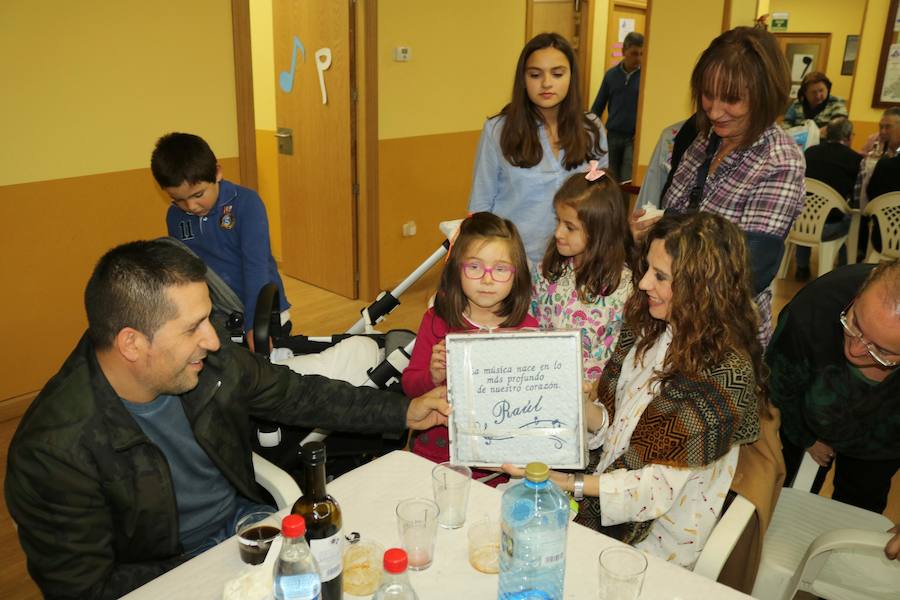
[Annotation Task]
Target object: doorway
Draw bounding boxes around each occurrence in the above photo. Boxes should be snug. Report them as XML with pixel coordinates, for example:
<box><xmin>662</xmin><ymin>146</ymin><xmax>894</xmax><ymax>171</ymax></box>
<box><xmin>233</xmin><ymin>0</ymin><xmax>378</xmax><ymax>300</ymax></box>
<box><xmin>526</xmin><ymin>0</ymin><xmax>596</xmax><ymax>109</ymax></box>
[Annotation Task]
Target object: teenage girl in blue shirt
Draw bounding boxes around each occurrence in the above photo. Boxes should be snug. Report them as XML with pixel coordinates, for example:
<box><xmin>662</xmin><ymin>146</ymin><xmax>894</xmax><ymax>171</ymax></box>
<box><xmin>468</xmin><ymin>32</ymin><xmax>608</xmax><ymax>264</ymax></box>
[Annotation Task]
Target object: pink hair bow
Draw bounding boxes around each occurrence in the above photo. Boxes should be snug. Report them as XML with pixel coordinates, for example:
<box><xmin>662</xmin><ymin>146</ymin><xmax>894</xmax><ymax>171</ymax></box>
<box><xmin>584</xmin><ymin>160</ymin><xmax>606</xmax><ymax>182</ymax></box>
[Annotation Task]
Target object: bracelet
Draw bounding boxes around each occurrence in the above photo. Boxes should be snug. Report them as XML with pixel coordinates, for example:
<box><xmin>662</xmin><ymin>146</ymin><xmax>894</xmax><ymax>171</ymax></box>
<box><xmin>573</xmin><ymin>472</ymin><xmax>585</xmax><ymax>501</ymax></box>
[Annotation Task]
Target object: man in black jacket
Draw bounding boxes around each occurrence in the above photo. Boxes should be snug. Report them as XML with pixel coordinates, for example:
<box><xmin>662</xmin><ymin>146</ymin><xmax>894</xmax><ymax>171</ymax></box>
<box><xmin>5</xmin><ymin>240</ymin><xmax>449</xmax><ymax>600</ymax></box>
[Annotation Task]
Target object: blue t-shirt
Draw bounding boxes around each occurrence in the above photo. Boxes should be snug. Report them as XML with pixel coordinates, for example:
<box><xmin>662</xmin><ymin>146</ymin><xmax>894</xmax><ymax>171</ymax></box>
<box><xmin>123</xmin><ymin>395</ymin><xmax>237</xmax><ymax>552</ymax></box>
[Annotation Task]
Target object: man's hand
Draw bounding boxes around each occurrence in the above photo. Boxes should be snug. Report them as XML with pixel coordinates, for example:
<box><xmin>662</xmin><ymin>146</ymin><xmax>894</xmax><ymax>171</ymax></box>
<box><xmin>807</xmin><ymin>440</ymin><xmax>835</xmax><ymax>467</ymax></box>
<box><xmin>406</xmin><ymin>386</ymin><xmax>450</xmax><ymax>430</ymax></box>
<box><xmin>885</xmin><ymin>525</ymin><xmax>900</xmax><ymax>560</ymax></box>
<box><xmin>629</xmin><ymin>208</ymin><xmax>662</xmax><ymax>240</ymax></box>
<box><xmin>429</xmin><ymin>341</ymin><xmax>447</xmax><ymax>387</ymax></box>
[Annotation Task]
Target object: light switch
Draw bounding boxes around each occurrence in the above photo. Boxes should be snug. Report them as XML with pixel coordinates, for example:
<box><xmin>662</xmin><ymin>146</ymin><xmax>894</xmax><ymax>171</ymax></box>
<box><xmin>394</xmin><ymin>46</ymin><xmax>412</xmax><ymax>62</ymax></box>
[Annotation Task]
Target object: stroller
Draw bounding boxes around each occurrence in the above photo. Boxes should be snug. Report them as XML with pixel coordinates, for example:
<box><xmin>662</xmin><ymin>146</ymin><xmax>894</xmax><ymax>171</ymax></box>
<box><xmin>159</xmin><ymin>219</ymin><xmax>460</xmax><ymax>479</ymax></box>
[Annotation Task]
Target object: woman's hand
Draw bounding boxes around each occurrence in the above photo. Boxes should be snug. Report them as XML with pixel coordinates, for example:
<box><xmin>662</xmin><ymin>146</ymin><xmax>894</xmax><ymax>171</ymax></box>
<box><xmin>629</xmin><ymin>209</ymin><xmax>662</xmax><ymax>240</ymax></box>
<box><xmin>885</xmin><ymin>524</ymin><xmax>900</xmax><ymax>561</ymax></box>
<box><xmin>500</xmin><ymin>463</ymin><xmax>526</xmax><ymax>478</ymax></box>
<box><xmin>429</xmin><ymin>340</ymin><xmax>447</xmax><ymax>386</ymax></box>
<box><xmin>806</xmin><ymin>440</ymin><xmax>835</xmax><ymax>467</ymax></box>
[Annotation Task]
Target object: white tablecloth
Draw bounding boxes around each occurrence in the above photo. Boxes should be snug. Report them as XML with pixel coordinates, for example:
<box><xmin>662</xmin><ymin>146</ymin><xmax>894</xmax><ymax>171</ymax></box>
<box><xmin>123</xmin><ymin>451</ymin><xmax>751</xmax><ymax>599</ymax></box>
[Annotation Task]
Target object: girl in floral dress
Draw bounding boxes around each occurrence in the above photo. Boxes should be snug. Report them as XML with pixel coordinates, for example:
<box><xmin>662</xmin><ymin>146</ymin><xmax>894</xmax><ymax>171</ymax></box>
<box><xmin>531</xmin><ymin>162</ymin><xmax>636</xmax><ymax>382</ymax></box>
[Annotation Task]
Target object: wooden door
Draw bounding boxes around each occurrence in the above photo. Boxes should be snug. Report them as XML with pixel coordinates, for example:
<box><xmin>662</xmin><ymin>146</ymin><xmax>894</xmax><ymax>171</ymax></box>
<box><xmin>774</xmin><ymin>33</ymin><xmax>831</xmax><ymax>100</ymax></box>
<box><xmin>273</xmin><ymin>0</ymin><xmax>358</xmax><ymax>298</ymax></box>
<box><xmin>604</xmin><ymin>1</ymin><xmax>646</xmax><ymax>73</ymax></box>
<box><xmin>526</xmin><ymin>0</ymin><xmax>594</xmax><ymax>109</ymax></box>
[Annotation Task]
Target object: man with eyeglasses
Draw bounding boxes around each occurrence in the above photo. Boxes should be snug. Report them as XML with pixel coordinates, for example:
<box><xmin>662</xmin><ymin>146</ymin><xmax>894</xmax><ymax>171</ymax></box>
<box><xmin>767</xmin><ymin>260</ymin><xmax>900</xmax><ymax>515</ymax></box>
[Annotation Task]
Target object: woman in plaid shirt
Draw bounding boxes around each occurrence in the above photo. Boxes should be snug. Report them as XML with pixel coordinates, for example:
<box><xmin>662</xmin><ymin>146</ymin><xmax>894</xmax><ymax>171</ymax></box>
<box><xmin>634</xmin><ymin>27</ymin><xmax>805</xmax><ymax>346</ymax></box>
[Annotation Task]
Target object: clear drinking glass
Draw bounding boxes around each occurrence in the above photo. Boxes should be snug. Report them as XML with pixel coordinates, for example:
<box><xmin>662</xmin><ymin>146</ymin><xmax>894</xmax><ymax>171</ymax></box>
<box><xmin>598</xmin><ymin>546</ymin><xmax>647</xmax><ymax>600</ymax></box>
<box><xmin>395</xmin><ymin>498</ymin><xmax>440</xmax><ymax>571</ymax></box>
<box><xmin>431</xmin><ymin>462</ymin><xmax>472</xmax><ymax>529</ymax></box>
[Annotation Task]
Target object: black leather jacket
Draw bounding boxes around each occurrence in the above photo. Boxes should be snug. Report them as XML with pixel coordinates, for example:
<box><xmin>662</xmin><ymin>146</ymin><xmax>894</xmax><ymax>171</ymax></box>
<box><xmin>5</xmin><ymin>333</ymin><xmax>408</xmax><ymax>599</ymax></box>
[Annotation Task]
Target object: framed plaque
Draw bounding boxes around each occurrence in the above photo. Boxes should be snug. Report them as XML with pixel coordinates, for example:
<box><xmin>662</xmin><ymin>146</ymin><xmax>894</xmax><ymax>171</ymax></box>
<box><xmin>446</xmin><ymin>330</ymin><xmax>586</xmax><ymax>469</ymax></box>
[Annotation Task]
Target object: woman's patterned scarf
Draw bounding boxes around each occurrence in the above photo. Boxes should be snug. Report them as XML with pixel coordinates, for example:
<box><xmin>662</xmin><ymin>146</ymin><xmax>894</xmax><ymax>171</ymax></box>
<box><xmin>574</xmin><ymin>328</ymin><xmax>760</xmax><ymax>544</ymax></box>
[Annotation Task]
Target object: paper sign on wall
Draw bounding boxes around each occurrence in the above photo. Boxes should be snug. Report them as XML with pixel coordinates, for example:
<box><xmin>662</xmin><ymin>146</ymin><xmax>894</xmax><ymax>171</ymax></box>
<box><xmin>618</xmin><ymin>18</ymin><xmax>635</xmax><ymax>43</ymax></box>
<box><xmin>446</xmin><ymin>330</ymin><xmax>586</xmax><ymax>469</ymax></box>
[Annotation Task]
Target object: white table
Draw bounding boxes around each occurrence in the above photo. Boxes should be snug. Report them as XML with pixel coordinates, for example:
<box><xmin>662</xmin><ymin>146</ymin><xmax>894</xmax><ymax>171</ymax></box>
<box><xmin>123</xmin><ymin>451</ymin><xmax>751</xmax><ymax>599</ymax></box>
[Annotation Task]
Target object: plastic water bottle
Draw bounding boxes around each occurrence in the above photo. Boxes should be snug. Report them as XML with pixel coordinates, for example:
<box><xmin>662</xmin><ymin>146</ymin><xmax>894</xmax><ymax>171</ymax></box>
<box><xmin>273</xmin><ymin>514</ymin><xmax>322</xmax><ymax>600</ymax></box>
<box><xmin>498</xmin><ymin>462</ymin><xmax>569</xmax><ymax>600</ymax></box>
<box><xmin>373</xmin><ymin>548</ymin><xmax>419</xmax><ymax>600</ymax></box>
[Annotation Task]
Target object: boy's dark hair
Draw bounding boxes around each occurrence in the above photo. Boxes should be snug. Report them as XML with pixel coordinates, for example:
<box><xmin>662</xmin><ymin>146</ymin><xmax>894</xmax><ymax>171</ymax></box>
<box><xmin>623</xmin><ymin>32</ymin><xmax>644</xmax><ymax>50</ymax></box>
<box><xmin>434</xmin><ymin>212</ymin><xmax>532</xmax><ymax>330</ymax></box>
<box><xmin>85</xmin><ymin>240</ymin><xmax>208</xmax><ymax>349</ymax></box>
<box><xmin>150</xmin><ymin>132</ymin><xmax>218</xmax><ymax>188</ymax></box>
<box><xmin>541</xmin><ymin>171</ymin><xmax>635</xmax><ymax>300</ymax></box>
<box><xmin>497</xmin><ymin>32</ymin><xmax>605</xmax><ymax>170</ymax></box>
<box><xmin>690</xmin><ymin>27</ymin><xmax>790</xmax><ymax>149</ymax></box>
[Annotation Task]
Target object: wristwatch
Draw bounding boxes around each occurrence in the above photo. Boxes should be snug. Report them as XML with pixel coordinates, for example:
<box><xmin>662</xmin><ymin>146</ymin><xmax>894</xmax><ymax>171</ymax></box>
<box><xmin>573</xmin><ymin>473</ymin><xmax>585</xmax><ymax>501</ymax></box>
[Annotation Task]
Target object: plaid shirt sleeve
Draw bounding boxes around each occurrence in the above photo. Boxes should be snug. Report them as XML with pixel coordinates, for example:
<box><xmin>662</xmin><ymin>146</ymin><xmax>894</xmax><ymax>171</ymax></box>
<box><xmin>735</xmin><ymin>133</ymin><xmax>806</xmax><ymax>238</ymax></box>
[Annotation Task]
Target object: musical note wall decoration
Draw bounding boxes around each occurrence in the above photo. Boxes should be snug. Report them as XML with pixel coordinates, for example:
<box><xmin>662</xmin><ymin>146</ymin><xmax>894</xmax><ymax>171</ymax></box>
<box><xmin>279</xmin><ymin>35</ymin><xmax>306</xmax><ymax>93</ymax></box>
<box><xmin>315</xmin><ymin>48</ymin><xmax>332</xmax><ymax>104</ymax></box>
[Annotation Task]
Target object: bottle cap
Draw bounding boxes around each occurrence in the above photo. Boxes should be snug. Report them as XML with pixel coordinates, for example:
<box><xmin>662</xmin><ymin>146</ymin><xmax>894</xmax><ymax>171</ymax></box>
<box><xmin>281</xmin><ymin>514</ymin><xmax>306</xmax><ymax>538</ymax></box>
<box><xmin>524</xmin><ymin>462</ymin><xmax>550</xmax><ymax>482</ymax></box>
<box><xmin>383</xmin><ymin>547</ymin><xmax>408</xmax><ymax>573</ymax></box>
<box><xmin>301</xmin><ymin>441</ymin><xmax>327</xmax><ymax>465</ymax></box>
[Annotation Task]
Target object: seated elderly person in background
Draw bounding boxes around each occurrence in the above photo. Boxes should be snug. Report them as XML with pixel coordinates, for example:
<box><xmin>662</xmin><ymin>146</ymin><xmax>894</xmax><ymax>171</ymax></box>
<box><xmin>767</xmin><ymin>260</ymin><xmax>900</xmax><ymax>515</ymax></box>
<box><xmin>854</xmin><ymin>107</ymin><xmax>900</xmax><ymax>208</ymax></box>
<box><xmin>633</xmin><ymin>26</ymin><xmax>805</xmax><ymax>345</ymax></box>
<box><xmin>782</xmin><ymin>71</ymin><xmax>848</xmax><ymax>134</ymax></box>
<box><xmin>505</xmin><ymin>212</ymin><xmax>762</xmax><ymax>569</ymax></box>
<box><xmin>793</xmin><ymin>116</ymin><xmax>861</xmax><ymax>280</ymax></box>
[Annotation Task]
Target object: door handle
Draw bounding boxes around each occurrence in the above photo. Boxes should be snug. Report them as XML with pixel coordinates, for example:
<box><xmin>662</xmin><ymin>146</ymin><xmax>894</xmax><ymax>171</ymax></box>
<box><xmin>275</xmin><ymin>128</ymin><xmax>293</xmax><ymax>155</ymax></box>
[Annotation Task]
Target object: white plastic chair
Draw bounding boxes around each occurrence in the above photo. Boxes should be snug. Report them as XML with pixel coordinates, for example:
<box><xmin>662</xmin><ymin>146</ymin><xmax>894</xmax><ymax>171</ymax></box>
<box><xmin>863</xmin><ymin>191</ymin><xmax>900</xmax><ymax>263</ymax></box>
<box><xmin>751</xmin><ymin>453</ymin><xmax>897</xmax><ymax>600</ymax></box>
<box><xmin>692</xmin><ymin>493</ymin><xmax>756</xmax><ymax>580</ymax></box>
<box><xmin>252</xmin><ymin>451</ymin><xmax>302</xmax><ymax>510</ymax></box>
<box><xmin>777</xmin><ymin>179</ymin><xmax>853</xmax><ymax>280</ymax></box>
<box><xmin>792</xmin><ymin>528</ymin><xmax>900</xmax><ymax>600</ymax></box>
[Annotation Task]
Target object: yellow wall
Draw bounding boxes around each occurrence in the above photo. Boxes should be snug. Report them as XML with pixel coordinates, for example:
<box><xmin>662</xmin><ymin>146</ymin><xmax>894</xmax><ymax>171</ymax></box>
<box><xmin>378</xmin><ymin>0</ymin><xmax>525</xmax><ymax>140</ymax></box>
<box><xmin>0</xmin><ymin>0</ymin><xmax>240</xmax><ymax>404</ymax></box>
<box><xmin>635</xmin><ymin>0</ymin><xmax>725</xmax><ymax>175</ymax></box>
<box><xmin>0</xmin><ymin>0</ymin><xmax>238</xmax><ymax>186</ymax></box>
<box><xmin>850</xmin><ymin>0</ymin><xmax>892</xmax><ymax>126</ymax></box>
<box><xmin>769</xmin><ymin>0</ymin><xmax>866</xmax><ymax>101</ymax></box>
<box><xmin>248</xmin><ymin>0</ymin><xmax>282</xmax><ymax>259</ymax></box>
<box><xmin>729</xmin><ymin>0</ymin><xmax>760</xmax><ymax>28</ymax></box>
<box><xmin>250</xmin><ymin>0</ymin><xmax>277</xmax><ymax>130</ymax></box>
<box><xmin>376</xmin><ymin>0</ymin><xmax>526</xmax><ymax>287</ymax></box>
<box><xmin>588</xmin><ymin>0</ymin><xmax>611</xmax><ymax>105</ymax></box>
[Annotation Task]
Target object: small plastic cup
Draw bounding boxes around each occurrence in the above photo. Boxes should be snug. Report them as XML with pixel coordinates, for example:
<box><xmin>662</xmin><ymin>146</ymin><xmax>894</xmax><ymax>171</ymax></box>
<box><xmin>467</xmin><ymin>517</ymin><xmax>500</xmax><ymax>574</ymax></box>
<box><xmin>598</xmin><ymin>546</ymin><xmax>647</xmax><ymax>600</ymax></box>
<box><xmin>235</xmin><ymin>511</ymin><xmax>280</xmax><ymax>565</ymax></box>
<box><xmin>431</xmin><ymin>462</ymin><xmax>472</xmax><ymax>529</ymax></box>
<box><xmin>343</xmin><ymin>538</ymin><xmax>384</xmax><ymax>596</ymax></box>
<box><xmin>395</xmin><ymin>498</ymin><xmax>440</xmax><ymax>570</ymax></box>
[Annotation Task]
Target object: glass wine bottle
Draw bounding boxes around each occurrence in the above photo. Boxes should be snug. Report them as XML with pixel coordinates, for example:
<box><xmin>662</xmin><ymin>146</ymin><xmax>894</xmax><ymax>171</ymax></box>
<box><xmin>291</xmin><ymin>441</ymin><xmax>343</xmax><ymax>600</ymax></box>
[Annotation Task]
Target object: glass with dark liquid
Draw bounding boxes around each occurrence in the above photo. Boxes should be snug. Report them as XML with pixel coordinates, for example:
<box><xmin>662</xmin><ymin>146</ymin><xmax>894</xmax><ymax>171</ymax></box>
<box><xmin>236</xmin><ymin>511</ymin><xmax>281</xmax><ymax>565</ymax></box>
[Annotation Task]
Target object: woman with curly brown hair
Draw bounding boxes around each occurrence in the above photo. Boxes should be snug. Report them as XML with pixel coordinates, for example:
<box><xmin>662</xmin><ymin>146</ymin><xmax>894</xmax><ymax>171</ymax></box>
<box><xmin>504</xmin><ymin>212</ymin><xmax>763</xmax><ymax>569</ymax></box>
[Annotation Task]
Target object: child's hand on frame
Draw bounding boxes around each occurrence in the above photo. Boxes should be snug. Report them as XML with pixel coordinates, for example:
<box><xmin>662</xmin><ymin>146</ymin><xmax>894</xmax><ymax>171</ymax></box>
<box><xmin>430</xmin><ymin>340</ymin><xmax>447</xmax><ymax>386</ymax></box>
